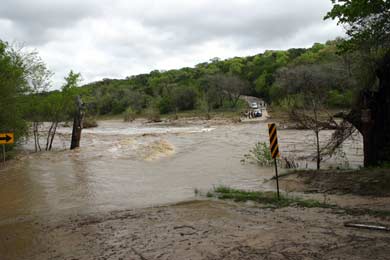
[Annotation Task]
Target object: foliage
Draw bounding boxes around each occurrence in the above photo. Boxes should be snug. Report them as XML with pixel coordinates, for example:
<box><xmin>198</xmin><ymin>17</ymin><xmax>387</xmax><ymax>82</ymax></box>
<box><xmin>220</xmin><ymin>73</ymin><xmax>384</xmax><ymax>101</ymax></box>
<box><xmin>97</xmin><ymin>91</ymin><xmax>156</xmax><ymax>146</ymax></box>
<box><xmin>25</xmin><ymin>40</ymin><xmax>358</xmax><ymax>119</ymax></box>
<box><xmin>145</xmin><ymin>103</ymin><xmax>161</xmax><ymax>122</ymax></box>
<box><xmin>325</xmin><ymin>0</ymin><xmax>390</xmax><ymax>52</ymax></box>
<box><xmin>123</xmin><ymin>107</ymin><xmax>136</xmax><ymax>122</ymax></box>
<box><xmin>207</xmin><ymin>186</ymin><xmax>331</xmax><ymax>208</ymax></box>
<box><xmin>62</xmin><ymin>70</ymin><xmax>82</xmax><ymax>91</ymax></box>
<box><xmin>0</xmin><ymin>41</ymin><xmax>31</xmax><ymax>145</ymax></box>
<box><xmin>83</xmin><ymin>117</ymin><xmax>98</xmax><ymax>128</ymax></box>
<box><xmin>325</xmin><ymin>0</ymin><xmax>390</xmax><ymax>167</ymax></box>
<box><xmin>244</xmin><ymin>142</ymin><xmax>273</xmax><ymax>167</ymax></box>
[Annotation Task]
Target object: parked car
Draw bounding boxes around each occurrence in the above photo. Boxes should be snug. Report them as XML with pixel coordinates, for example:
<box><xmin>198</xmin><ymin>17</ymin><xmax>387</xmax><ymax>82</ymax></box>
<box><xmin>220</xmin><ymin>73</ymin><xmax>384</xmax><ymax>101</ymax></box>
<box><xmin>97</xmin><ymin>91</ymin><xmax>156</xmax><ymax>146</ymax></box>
<box><xmin>254</xmin><ymin>109</ymin><xmax>262</xmax><ymax>117</ymax></box>
<box><xmin>250</xmin><ymin>102</ymin><xmax>258</xmax><ymax>109</ymax></box>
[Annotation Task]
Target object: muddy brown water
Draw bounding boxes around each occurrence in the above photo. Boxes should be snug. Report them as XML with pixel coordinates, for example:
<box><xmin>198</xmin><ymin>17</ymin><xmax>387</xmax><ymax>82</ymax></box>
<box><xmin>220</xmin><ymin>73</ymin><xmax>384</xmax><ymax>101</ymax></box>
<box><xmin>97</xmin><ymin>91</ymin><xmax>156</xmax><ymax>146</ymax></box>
<box><xmin>0</xmin><ymin>120</ymin><xmax>363</xmax><ymax>222</ymax></box>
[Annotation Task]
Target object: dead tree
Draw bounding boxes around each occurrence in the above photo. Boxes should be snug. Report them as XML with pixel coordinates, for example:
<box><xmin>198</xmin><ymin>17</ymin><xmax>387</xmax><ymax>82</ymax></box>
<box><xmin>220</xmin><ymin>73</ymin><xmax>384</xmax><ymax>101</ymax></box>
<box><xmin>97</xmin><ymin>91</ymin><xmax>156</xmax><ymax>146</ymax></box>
<box><xmin>70</xmin><ymin>95</ymin><xmax>85</xmax><ymax>150</ymax></box>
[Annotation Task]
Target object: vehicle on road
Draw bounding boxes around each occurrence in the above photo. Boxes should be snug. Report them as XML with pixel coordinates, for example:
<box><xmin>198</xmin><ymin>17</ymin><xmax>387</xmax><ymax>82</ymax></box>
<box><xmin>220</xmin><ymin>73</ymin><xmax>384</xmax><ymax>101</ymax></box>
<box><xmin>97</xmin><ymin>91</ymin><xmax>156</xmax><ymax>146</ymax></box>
<box><xmin>253</xmin><ymin>109</ymin><xmax>262</xmax><ymax>117</ymax></box>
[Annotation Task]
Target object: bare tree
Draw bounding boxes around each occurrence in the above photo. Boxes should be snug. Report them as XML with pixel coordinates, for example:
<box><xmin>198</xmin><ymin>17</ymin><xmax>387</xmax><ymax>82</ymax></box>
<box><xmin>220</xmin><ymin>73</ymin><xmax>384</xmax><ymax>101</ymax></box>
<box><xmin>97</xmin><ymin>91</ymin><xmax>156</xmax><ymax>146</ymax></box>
<box><xmin>204</xmin><ymin>73</ymin><xmax>249</xmax><ymax>108</ymax></box>
<box><xmin>24</xmin><ymin>52</ymin><xmax>53</xmax><ymax>152</ymax></box>
<box><xmin>221</xmin><ymin>74</ymin><xmax>250</xmax><ymax>108</ymax></box>
<box><xmin>276</xmin><ymin>64</ymin><xmax>343</xmax><ymax>170</ymax></box>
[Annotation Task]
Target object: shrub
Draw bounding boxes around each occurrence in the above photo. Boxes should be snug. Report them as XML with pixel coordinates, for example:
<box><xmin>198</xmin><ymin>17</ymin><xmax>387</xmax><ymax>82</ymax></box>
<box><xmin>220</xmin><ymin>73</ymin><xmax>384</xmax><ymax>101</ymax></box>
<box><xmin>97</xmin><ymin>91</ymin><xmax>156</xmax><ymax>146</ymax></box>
<box><xmin>145</xmin><ymin>106</ymin><xmax>161</xmax><ymax>122</ymax></box>
<box><xmin>244</xmin><ymin>142</ymin><xmax>273</xmax><ymax>167</ymax></box>
<box><xmin>83</xmin><ymin>117</ymin><xmax>98</xmax><ymax>128</ymax></box>
<box><xmin>123</xmin><ymin>107</ymin><xmax>136</xmax><ymax>122</ymax></box>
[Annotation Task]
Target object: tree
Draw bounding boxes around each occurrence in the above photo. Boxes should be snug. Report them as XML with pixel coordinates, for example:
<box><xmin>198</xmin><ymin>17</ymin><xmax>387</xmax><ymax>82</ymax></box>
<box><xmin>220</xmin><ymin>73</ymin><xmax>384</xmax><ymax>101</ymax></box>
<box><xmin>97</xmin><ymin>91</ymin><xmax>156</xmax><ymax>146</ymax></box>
<box><xmin>61</xmin><ymin>70</ymin><xmax>84</xmax><ymax>150</ymax></box>
<box><xmin>0</xmin><ymin>40</ymin><xmax>32</xmax><ymax>147</ymax></box>
<box><xmin>276</xmin><ymin>64</ymin><xmax>341</xmax><ymax>169</ymax></box>
<box><xmin>43</xmin><ymin>91</ymin><xmax>67</xmax><ymax>150</ymax></box>
<box><xmin>325</xmin><ymin>0</ymin><xmax>390</xmax><ymax>52</ymax></box>
<box><xmin>221</xmin><ymin>74</ymin><xmax>250</xmax><ymax>108</ymax></box>
<box><xmin>43</xmin><ymin>70</ymin><xmax>83</xmax><ymax>151</ymax></box>
<box><xmin>26</xmin><ymin>58</ymin><xmax>53</xmax><ymax>152</ymax></box>
<box><xmin>325</xmin><ymin>0</ymin><xmax>390</xmax><ymax>166</ymax></box>
<box><xmin>62</xmin><ymin>70</ymin><xmax>82</xmax><ymax>91</ymax></box>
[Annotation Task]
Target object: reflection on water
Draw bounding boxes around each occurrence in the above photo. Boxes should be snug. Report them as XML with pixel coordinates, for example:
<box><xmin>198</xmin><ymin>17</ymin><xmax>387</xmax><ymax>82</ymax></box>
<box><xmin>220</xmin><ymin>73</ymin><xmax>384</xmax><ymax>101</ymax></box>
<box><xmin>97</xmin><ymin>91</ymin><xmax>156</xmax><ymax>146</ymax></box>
<box><xmin>0</xmin><ymin>120</ymin><xmax>363</xmax><ymax>223</ymax></box>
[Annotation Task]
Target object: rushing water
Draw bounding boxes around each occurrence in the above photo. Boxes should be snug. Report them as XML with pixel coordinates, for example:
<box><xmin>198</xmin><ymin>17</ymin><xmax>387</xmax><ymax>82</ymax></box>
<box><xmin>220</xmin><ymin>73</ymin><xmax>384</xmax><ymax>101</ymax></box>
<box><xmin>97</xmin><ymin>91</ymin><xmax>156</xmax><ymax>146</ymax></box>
<box><xmin>0</xmin><ymin>120</ymin><xmax>363</xmax><ymax>223</ymax></box>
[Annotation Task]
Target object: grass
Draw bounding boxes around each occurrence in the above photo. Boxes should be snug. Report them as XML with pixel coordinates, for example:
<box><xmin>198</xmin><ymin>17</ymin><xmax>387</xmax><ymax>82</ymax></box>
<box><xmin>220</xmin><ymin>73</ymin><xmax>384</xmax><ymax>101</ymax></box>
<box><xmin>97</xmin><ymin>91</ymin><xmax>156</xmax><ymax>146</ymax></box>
<box><xmin>206</xmin><ymin>186</ymin><xmax>331</xmax><ymax>208</ymax></box>
<box><xmin>204</xmin><ymin>185</ymin><xmax>390</xmax><ymax>218</ymax></box>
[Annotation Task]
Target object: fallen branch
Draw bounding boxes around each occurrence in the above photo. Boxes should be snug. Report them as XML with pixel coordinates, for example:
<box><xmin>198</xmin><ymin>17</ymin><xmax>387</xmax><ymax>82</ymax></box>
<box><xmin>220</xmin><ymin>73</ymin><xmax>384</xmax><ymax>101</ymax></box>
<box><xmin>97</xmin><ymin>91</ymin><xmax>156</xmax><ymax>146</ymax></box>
<box><xmin>344</xmin><ymin>222</ymin><xmax>390</xmax><ymax>232</ymax></box>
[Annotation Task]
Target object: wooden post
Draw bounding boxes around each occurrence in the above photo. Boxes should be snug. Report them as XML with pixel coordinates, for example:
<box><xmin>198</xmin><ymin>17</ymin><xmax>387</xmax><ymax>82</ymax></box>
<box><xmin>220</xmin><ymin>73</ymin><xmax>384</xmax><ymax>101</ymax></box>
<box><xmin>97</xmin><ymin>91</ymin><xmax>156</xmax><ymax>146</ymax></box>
<box><xmin>70</xmin><ymin>96</ymin><xmax>85</xmax><ymax>150</ymax></box>
<box><xmin>274</xmin><ymin>158</ymin><xmax>280</xmax><ymax>200</ymax></box>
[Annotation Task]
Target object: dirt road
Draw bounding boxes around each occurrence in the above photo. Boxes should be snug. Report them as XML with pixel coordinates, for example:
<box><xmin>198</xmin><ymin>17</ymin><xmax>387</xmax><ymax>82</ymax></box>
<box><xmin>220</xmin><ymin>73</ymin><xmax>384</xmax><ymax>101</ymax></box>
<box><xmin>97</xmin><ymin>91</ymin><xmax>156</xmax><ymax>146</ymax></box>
<box><xmin>2</xmin><ymin>200</ymin><xmax>389</xmax><ymax>260</ymax></box>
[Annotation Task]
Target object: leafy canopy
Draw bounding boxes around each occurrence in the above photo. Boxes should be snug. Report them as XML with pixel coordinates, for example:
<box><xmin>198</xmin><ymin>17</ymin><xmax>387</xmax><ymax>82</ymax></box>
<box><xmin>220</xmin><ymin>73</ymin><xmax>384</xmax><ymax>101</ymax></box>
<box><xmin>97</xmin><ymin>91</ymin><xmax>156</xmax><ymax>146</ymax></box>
<box><xmin>325</xmin><ymin>0</ymin><xmax>390</xmax><ymax>51</ymax></box>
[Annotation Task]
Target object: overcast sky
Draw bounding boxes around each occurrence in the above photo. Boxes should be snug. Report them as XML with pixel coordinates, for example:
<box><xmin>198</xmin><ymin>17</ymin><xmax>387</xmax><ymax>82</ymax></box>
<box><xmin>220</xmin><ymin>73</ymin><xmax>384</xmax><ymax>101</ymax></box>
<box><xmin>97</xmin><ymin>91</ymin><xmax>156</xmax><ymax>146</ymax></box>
<box><xmin>0</xmin><ymin>0</ymin><xmax>344</xmax><ymax>88</ymax></box>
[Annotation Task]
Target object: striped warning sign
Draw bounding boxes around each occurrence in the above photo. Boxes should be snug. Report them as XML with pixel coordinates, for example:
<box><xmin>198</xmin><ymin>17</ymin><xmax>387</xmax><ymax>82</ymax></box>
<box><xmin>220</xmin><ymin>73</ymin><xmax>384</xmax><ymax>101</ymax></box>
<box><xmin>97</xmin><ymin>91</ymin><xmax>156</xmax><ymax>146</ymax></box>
<box><xmin>268</xmin><ymin>123</ymin><xmax>280</xmax><ymax>159</ymax></box>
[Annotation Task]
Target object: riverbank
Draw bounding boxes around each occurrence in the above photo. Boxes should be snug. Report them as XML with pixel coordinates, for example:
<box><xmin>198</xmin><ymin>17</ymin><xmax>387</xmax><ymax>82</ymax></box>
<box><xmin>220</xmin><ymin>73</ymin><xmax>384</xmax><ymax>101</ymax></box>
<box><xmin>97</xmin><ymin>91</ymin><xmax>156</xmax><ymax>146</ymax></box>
<box><xmin>3</xmin><ymin>199</ymin><xmax>389</xmax><ymax>260</ymax></box>
<box><xmin>278</xmin><ymin>168</ymin><xmax>390</xmax><ymax>197</ymax></box>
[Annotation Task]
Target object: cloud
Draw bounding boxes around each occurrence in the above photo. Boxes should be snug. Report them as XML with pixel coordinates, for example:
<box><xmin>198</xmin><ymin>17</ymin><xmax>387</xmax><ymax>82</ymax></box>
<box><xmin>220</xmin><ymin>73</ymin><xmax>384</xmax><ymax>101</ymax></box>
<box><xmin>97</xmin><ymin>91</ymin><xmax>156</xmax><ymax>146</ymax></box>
<box><xmin>0</xmin><ymin>0</ymin><xmax>344</xmax><ymax>88</ymax></box>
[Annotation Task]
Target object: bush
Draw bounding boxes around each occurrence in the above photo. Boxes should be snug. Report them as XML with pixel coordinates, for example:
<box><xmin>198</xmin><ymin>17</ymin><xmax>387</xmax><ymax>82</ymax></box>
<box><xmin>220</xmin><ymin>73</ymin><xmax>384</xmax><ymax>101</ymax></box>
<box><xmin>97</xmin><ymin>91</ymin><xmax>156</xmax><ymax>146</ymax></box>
<box><xmin>158</xmin><ymin>96</ymin><xmax>174</xmax><ymax>114</ymax></box>
<box><xmin>145</xmin><ymin>106</ymin><xmax>161</xmax><ymax>122</ymax></box>
<box><xmin>327</xmin><ymin>89</ymin><xmax>353</xmax><ymax>108</ymax></box>
<box><xmin>174</xmin><ymin>87</ymin><xmax>198</xmax><ymax>111</ymax></box>
<box><xmin>83</xmin><ymin>117</ymin><xmax>98</xmax><ymax>128</ymax></box>
<box><xmin>123</xmin><ymin>107</ymin><xmax>136</xmax><ymax>122</ymax></box>
<box><xmin>244</xmin><ymin>142</ymin><xmax>273</xmax><ymax>166</ymax></box>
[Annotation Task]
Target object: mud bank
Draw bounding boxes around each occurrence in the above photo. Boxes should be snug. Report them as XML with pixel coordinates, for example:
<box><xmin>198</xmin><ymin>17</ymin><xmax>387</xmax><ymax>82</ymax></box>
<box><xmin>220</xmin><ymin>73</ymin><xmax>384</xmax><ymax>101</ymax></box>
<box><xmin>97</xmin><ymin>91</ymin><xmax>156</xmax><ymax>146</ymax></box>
<box><xmin>2</xmin><ymin>200</ymin><xmax>390</xmax><ymax>260</ymax></box>
<box><xmin>276</xmin><ymin>169</ymin><xmax>390</xmax><ymax>211</ymax></box>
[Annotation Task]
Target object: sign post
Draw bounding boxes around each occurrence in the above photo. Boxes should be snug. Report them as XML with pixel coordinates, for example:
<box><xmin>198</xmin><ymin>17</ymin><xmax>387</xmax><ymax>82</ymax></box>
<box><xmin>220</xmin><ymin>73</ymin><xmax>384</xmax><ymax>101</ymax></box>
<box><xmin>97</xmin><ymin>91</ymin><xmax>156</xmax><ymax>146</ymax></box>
<box><xmin>268</xmin><ymin>124</ymin><xmax>280</xmax><ymax>200</ymax></box>
<box><xmin>0</xmin><ymin>133</ymin><xmax>14</xmax><ymax>164</ymax></box>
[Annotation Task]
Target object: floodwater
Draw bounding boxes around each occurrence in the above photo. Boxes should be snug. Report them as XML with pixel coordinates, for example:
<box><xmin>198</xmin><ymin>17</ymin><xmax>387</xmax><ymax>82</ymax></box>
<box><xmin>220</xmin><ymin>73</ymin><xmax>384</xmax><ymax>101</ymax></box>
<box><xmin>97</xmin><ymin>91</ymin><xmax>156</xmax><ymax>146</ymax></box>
<box><xmin>0</xmin><ymin>119</ymin><xmax>363</xmax><ymax>223</ymax></box>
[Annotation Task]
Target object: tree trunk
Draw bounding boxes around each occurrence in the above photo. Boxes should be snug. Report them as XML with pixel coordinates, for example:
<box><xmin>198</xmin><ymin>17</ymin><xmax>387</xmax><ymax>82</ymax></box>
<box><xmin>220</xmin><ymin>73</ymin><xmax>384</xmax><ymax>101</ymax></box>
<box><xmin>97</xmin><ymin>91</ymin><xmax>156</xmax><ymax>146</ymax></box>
<box><xmin>174</xmin><ymin>107</ymin><xmax>178</xmax><ymax>120</ymax></box>
<box><xmin>48</xmin><ymin>121</ymin><xmax>58</xmax><ymax>151</ymax></box>
<box><xmin>70</xmin><ymin>96</ymin><xmax>85</xmax><ymax>150</ymax></box>
<box><xmin>315</xmin><ymin>130</ymin><xmax>321</xmax><ymax>170</ymax></box>
<box><xmin>45</xmin><ymin>122</ymin><xmax>54</xmax><ymax>151</ymax></box>
<box><xmin>347</xmin><ymin>51</ymin><xmax>390</xmax><ymax>166</ymax></box>
<box><xmin>33</xmin><ymin>122</ymin><xmax>38</xmax><ymax>152</ymax></box>
<box><xmin>34</xmin><ymin>122</ymin><xmax>42</xmax><ymax>152</ymax></box>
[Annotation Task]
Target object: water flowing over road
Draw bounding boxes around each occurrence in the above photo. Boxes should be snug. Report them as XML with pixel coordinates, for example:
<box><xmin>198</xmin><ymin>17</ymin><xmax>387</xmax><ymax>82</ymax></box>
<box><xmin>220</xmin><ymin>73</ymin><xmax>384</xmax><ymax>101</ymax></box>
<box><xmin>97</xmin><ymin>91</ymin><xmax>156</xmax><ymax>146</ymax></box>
<box><xmin>0</xmin><ymin>119</ymin><xmax>363</xmax><ymax>223</ymax></box>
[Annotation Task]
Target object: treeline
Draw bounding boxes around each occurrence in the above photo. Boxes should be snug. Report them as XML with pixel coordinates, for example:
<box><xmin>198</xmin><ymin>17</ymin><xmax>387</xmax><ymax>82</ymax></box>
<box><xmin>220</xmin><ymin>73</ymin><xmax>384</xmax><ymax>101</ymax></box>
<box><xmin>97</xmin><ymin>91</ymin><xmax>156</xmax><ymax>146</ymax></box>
<box><xmin>0</xmin><ymin>38</ymin><xmax>361</xmax><ymax>146</ymax></box>
<box><xmin>73</xmin><ymin>39</ymin><xmax>358</xmax><ymax>118</ymax></box>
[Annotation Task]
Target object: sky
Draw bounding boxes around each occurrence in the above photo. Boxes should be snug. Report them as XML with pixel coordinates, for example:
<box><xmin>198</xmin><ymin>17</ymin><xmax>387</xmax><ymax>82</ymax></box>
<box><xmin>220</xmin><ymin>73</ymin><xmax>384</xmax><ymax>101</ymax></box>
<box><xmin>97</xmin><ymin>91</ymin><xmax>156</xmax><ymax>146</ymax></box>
<box><xmin>0</xmin><ymin>0</ymin><xmax>344</xmax><ymax>89</ymax></box>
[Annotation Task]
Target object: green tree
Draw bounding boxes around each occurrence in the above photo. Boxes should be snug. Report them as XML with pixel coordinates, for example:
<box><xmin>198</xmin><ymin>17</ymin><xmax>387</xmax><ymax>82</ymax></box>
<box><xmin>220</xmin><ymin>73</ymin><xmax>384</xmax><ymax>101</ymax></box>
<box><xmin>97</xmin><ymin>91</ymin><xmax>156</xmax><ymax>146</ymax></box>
<box><xmin>62</xmin><ymin>70</ymin><xmax>82</xmax><ymax>91</ymax></box>
<box><xmin>0</xmin><ymin>41</ymin><xmax>30</xmax><ymax>147</ymax></box>
<box><xmin>43</xmin><ymin>70</ymin><xmax>83</xmax><ymax>150</ymax></box>
<box><xmin>325</xmin><ymin>0</ymin><xmax>390</xmax><ymax>51</ymax></box>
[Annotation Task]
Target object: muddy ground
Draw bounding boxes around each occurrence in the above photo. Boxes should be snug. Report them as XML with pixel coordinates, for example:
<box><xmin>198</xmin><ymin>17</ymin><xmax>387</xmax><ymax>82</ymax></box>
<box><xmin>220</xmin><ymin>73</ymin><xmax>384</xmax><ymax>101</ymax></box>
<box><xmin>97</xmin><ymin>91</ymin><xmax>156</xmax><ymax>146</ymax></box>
<box><xmin>1</xmin><ymin>199</ymin><xmax>389</xmax><ymax>260</ymax></box>
<box><xmin>279</xmin><ymin>169</ymin><xmax>390</xmax><ymax>197</ymax></box>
